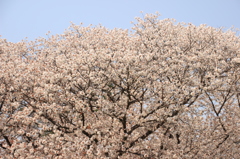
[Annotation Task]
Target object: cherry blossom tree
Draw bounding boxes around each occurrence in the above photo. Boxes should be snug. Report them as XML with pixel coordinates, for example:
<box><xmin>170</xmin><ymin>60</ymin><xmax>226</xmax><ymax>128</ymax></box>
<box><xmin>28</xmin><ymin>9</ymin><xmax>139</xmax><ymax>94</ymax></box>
<box><xmin>0</xmin><ymin>13</ymin><xmax>239</xmax><ymax>158</ymax></box>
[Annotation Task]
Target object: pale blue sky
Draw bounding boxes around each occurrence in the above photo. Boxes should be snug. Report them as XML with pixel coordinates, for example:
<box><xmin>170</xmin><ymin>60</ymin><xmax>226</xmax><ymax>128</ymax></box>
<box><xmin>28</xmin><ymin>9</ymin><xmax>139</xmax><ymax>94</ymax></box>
<box><xmin>1</xmin><ymin>0</ymin><xmax>240</xmax><ymax>42</ymax></box>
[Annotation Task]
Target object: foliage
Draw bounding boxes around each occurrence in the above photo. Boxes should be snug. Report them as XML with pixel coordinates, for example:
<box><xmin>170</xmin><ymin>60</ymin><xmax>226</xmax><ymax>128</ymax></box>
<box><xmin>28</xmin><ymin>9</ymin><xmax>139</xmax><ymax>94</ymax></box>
<box><xmin>0</xmin><ymin>13</ymin><xmax>240</xmax><ymax>158</ymax></box>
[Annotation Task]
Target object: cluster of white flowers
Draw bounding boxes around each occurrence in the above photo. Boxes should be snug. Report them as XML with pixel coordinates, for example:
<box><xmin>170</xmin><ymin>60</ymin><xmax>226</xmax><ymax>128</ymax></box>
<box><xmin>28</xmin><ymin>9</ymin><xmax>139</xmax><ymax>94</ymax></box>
<box><xmin>0</xmin><ymin>13</ymin><xmax>239</xmax><ymax>158</ymax></box>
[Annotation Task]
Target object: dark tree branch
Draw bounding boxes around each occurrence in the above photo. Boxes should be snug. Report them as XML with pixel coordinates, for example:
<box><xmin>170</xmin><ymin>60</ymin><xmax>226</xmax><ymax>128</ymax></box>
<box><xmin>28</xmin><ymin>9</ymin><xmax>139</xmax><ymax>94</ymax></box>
<box><xmin>3</xmin><ymin>136</ymin><xmax>12</xmax><ymax>147</ymax></box>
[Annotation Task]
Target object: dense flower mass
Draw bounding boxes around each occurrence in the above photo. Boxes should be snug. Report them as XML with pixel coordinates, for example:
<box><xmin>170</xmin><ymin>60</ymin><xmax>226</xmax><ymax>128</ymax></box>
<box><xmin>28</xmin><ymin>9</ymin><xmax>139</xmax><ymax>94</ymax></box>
<box><xmin>0</xmin><ymin>13</ymin><xmax>240</xmax><ymax>158</ymax></box>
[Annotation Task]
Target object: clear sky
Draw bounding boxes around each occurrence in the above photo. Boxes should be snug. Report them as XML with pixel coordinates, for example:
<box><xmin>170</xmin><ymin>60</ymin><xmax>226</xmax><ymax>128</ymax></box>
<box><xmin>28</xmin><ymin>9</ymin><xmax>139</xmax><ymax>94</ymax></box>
<box><xmin>1</xmin><ymin>0</ymin><xmax>240</xmax><ymax>43</ymax></box>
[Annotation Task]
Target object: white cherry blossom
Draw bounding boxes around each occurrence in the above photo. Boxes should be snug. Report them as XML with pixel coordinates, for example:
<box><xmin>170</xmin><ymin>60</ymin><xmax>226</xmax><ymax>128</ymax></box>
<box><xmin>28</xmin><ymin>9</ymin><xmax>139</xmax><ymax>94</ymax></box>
<box><xmin>0</xmin><ymin>13</ymin><xmax>239</xmax><ymax>158</ymax></box>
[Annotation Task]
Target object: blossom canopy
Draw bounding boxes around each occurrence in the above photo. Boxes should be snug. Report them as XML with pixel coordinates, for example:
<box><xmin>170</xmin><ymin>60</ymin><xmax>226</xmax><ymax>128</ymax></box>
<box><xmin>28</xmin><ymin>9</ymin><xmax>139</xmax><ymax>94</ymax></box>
<box><xmin>0</xmin><ymin>13</ymin><xmax>240</xmax><ymax>158</ymax></box>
